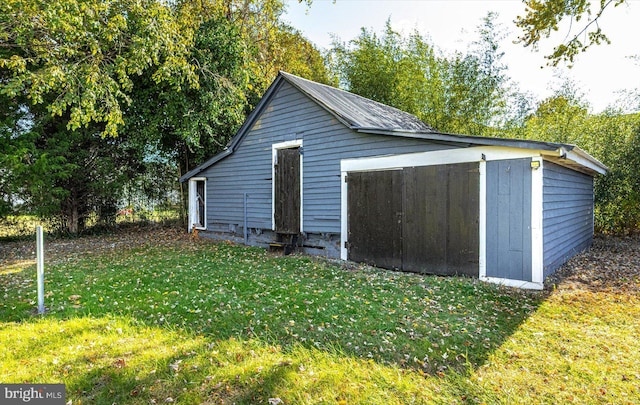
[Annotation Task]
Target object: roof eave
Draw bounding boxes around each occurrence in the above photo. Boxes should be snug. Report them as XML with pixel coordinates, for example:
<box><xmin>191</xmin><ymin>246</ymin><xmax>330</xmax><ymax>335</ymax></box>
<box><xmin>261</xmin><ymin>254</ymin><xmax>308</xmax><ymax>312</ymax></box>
<box><xmin>357</xmin><ymin>128</ymin><xmax>608</xmax><ymax>175</ymax></box>
<box><xmin>356</xmin><ymin>128</ymin><xmax>562</xmax><ymax>151</ymax></box>
<box><xmin>562</xmin><ymin>146</ymin><xmax>608</xmax><ymax>175</ymax></box>
<box><xmin>179</xmin><ymin>149</ymin><xmax>232</xmax><ymax>183</ymax></box>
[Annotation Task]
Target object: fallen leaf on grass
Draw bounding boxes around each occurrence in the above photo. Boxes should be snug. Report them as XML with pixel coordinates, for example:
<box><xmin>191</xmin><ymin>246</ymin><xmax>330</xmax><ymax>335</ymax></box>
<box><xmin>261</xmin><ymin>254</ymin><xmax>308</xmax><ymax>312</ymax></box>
<box><xmin>113</xmin><ymin>358</ymin><xmax>126</xmax><ymax>368</ymax></box>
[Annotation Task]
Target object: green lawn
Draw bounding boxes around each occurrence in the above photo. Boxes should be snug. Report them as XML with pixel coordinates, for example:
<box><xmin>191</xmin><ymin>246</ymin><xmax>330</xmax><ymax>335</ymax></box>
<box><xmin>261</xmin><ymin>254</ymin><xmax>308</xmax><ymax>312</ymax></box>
<box><xmin>1</xmin><ymin>236</ymin><xmax>638</xmax><ymax>404</ymax></box>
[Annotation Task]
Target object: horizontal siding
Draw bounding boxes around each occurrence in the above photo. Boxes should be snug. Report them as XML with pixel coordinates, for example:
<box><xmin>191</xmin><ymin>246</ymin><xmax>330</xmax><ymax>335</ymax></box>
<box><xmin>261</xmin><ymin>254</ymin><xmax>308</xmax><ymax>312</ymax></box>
<box><xmin>543</xmin><ymin>161</ymin><xmax>594</xmax><ymax>277</ymax></box>
<box><xmin>201</xmin><ymin>81</ymin><xmax>459</xmax><ymax>235</ymax></box>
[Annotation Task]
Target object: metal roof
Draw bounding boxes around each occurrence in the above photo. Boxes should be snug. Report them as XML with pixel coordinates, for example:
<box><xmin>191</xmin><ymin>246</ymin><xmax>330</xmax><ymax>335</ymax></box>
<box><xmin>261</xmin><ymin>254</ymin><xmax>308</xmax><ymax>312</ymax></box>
<box><xmin>180</xmin><ymin>71</ymin><xmax>607</xmax><ymax>182</ymax></box>
<box><xmin>280</xmin><ymin>71</ymin><xmax>434</xmax><ymax>132</ymax></box>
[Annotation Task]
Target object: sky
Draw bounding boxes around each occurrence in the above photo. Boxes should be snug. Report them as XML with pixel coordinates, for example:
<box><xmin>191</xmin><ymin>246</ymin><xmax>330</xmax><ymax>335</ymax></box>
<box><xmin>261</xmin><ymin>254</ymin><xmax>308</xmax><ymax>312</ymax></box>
<box><xmin>283</xmin><ymin>0</ymin><xmax>640</xmax><ymax>113</ymax></box>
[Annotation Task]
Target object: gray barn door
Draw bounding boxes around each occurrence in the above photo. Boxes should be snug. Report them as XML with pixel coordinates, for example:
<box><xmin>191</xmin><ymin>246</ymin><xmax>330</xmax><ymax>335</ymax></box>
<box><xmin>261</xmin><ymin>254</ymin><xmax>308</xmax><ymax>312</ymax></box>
<box><xmin>348</xmin><ymin>163</ymin><xmax>479</xmax><ymax>277</ymax></box>
<box><xmin>274</xmin><ymin>147</ymin><xmax>301</xmax><ymax>234</ymax></box>
<box><xmin>486</xmin><ymin>159</ymin><xmax>532</xmax><ymax>281</ymax></box>
<box><xmin>347</xmin><ymin>170</ymin><xmax>403</xmax><ymax>269</ymax></box>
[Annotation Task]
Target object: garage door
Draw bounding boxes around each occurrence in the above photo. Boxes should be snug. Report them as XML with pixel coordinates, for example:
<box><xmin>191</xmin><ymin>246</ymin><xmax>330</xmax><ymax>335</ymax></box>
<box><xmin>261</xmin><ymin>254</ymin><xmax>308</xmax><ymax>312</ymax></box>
<box><xmin>347</xmin><ymin>162</ymin><xmax>479</xmax><ymax>277</ymax></box>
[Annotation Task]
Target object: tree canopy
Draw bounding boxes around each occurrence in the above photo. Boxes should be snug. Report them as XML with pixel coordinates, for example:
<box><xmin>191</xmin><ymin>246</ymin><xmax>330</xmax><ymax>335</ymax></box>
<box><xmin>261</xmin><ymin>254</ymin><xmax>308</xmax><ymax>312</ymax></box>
<box><xmin>0</xmin><ymin>0</ymin><xmax>199</xmax><ymax>137</ymax></box>
<box><xmin>0</xmin><ymin>0</ymin><xmax>329</xmax><ymax>233</ymax></box>
<box><xmin>329</xmin><ymin>15</ymin><xmax>511</xmax><ymax>136</ymax></box>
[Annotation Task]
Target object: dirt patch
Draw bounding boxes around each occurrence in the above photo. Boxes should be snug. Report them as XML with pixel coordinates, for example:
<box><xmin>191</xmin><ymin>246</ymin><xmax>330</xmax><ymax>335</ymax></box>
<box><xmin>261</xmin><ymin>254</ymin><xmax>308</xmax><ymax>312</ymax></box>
<box><xmin>545</xmin><ymin>234</ymin><xmax>640</xmax><ymax>294</ymax></box>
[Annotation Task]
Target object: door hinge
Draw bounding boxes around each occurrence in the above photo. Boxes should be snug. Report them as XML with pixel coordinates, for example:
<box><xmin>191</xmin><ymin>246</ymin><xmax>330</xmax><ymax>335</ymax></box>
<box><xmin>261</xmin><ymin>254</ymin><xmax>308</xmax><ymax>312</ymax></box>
<box><xmin>344</xmin><ymin>175</ymin><xmax>348</xmax><ymax>183</ymax></box>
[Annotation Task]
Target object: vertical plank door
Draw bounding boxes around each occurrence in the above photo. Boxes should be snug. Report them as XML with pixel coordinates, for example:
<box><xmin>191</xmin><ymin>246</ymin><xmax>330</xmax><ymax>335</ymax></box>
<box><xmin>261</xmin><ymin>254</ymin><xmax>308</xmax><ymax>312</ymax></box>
<box><xmin>347</xmin><ymin>170</ymin><xmax>403</xmax><ymax>269</ymax></box>
<box><xmin>274</xmin><ymin>148</ymin><xmax>301</xmax><ymax>234</ymax></box>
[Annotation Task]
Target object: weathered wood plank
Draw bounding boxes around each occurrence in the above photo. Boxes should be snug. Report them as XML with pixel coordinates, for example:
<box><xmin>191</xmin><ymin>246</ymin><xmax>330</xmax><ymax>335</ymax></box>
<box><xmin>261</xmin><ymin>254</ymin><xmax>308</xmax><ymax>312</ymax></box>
<box><xmin>402</xmin><ymin>166</ymin><xmax>448</xmax><ymax>274</ymax></box>
<box><xmin>446</xmin><ymin>162</ymin><xmax>480</xmax><ymax>277</ymax></box>
<box><xmin>274</xmin><ymin>148</ymin><xmax>300</xmax><ymax>234</ymax></box>
<box><xmin>347</xmin><ymin>170</ymin><xmax>403</xmax><ymax>269</ymax></box>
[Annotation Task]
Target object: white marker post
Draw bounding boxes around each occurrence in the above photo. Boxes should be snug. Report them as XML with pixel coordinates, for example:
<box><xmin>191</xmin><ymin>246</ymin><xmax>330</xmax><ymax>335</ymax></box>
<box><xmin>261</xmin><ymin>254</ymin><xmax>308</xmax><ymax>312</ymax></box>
<box><xmin>36</xmin><ymin>226</ymin><xmax>45</xmax><ymax>314</ymax></box>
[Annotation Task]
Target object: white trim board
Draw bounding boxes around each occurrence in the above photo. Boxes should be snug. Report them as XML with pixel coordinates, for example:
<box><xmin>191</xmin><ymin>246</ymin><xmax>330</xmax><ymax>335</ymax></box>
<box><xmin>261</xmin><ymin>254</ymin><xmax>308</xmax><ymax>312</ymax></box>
<box><xmin>340</xmin><ymin>146</ymin><xmax>546</xmax><ymax>290</ymax></box>
<box><xmin>271</xmin><ymin>139</ymin><xmax>304</xmax><ymax>232</ymax></box>
<box><xmin>478</xmin><ymin>161</ymin><xmax>487</xmax><ymax>279</ymax></box>
<box><xmin>531</xmin><ymin>157</ymin><xmax>544</xmax><ymax>285</ymax></box>
<box><xmin>188</xmin><ymin>177</ymin><xmax>207</xmax><ymax>232</ymax></box>
<box><xmin>341</xmin><ymin>145</ymin><xmax>543</xmax><ymax>173</ymax></box>
<box><xmin>340</xmin><ymin>171</ymin><xmax>348</xmax><ymax>260</ymax></box>
<box><xmin>480</xmin><ymin>276</ymin><xmax>544</xmax><ymax>290</ymax></box>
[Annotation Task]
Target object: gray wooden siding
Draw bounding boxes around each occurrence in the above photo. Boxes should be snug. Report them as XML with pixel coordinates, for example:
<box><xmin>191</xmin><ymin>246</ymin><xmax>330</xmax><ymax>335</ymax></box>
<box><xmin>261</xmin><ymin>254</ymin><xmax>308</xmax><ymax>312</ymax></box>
<box><xmin>543</xmin><ymin>161</ymin><xmax>594</xmax><ymax>276</ymax></box>
<box><xmin>486</xmin><ymin>159</ymin><xmax>532</xmax><ymax>281</ymax></box>
<box><xmin>202</xmin><ymin>81</ymin><xmax>458</xmax><ymax>234</ymax></box>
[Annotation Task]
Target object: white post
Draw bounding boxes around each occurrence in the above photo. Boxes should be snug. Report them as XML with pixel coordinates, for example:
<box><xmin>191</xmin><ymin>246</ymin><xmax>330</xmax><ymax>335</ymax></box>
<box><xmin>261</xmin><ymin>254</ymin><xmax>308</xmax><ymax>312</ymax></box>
<box><xmin>36</xmin><ymin>226</ymin><xmax>45</xmax><ymax>314</ymax></box>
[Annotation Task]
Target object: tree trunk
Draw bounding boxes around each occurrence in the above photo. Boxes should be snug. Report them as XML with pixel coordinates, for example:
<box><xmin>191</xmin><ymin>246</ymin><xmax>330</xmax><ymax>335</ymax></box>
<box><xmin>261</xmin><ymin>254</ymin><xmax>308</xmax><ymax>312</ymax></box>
<box><xmin>67</xmin><ymin>203</ymin><xmax>79</xmax><ymax>234</ymax></box>
<box><xmin>178</xmin><ymin>163</ymin><xmax>187</xmax><ymax>228</ymax></box>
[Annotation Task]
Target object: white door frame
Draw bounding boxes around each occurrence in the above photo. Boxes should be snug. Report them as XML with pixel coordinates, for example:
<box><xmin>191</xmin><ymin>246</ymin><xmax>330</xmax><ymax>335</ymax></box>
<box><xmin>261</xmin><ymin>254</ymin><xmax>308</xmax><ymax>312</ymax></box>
<box><xmin>188</xmin><ymin>177</ymin><xmax>207</xmax><ymax>231</ymax></box>
<box><xmin>271</xmin><ymin>140</ymin><xmax>303</xmax><ymax>232</ymax></box>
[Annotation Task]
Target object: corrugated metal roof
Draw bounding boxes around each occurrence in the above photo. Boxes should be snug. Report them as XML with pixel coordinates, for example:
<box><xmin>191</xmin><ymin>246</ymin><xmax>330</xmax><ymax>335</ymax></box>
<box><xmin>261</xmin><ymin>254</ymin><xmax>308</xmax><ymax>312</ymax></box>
<box><xmin>281</xmin><ymin>72</ymin><xmax>434</xmax><ymax>132</ymax></box>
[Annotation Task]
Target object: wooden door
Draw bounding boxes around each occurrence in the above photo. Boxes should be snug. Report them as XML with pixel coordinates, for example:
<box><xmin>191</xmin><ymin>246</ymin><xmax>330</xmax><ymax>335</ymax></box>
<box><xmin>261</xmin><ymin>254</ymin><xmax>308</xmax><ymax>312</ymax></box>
<box><xmin>486</xmin><ymin>158</ymin><xmax>532</xmax><ymax>281</ymax></box>
<box><xmin>402</xmin><ymin>166</ymin><xmax>448</xmax><ymax>274</ymax></box>
<box><xmin>347</xmin><ymin>170</ymin><xmax>403</xmax><ymax>269</ymax></box>
<box><xmin>444</xmin><ymin>163</ymin><xmax>480</xmax><ymax>276</ymax></box>
<box><xmin>274</xmin><ymin>147</ymin><xmax>301</xmax><ymax>234</ymax></box>
<box><xmin>347</xmin><ymin>163</ymin><xmax>479</xmax><ymax>277</ymax></box>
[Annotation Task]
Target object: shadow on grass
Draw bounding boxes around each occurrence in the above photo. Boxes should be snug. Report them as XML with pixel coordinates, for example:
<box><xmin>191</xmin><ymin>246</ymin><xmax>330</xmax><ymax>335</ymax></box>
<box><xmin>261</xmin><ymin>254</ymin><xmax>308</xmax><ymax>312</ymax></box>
<box><xmin>0</xmin><ymin>315</ymin><xmax>487</xmax><ymax>404</ymax></box>
<box><xmin>0</xmin><ymin>240</ymin><xmax>546</xmax><ymax>403</ymax></box>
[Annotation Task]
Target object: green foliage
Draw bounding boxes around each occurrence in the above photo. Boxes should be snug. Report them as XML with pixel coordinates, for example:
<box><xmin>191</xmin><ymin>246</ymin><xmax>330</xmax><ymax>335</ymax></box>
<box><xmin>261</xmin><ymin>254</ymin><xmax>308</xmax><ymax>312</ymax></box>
<box><xmin>9</xmin><ymin>114</ymin><xmax>142</xmax><ymax>233</ymax></box>
<box><xmin>590</xmin><ymin>115</ymin><xmax>640</xmax><ymax>233</ymax></box>
<box><xmin>0</xmin><ymin>94</ymin><xmax>29</xmax><ymax>217</ymax></box>
<box><xmin>516</xmin><ymin>0</ymin><xmax>627</xmax><ymax>65</ymax></box>
<box><xmin>0</xmin><ymin>0</ymin><xmax>329</xmax><ymax>231</ymax></box>
<box><xmin>0</xmin><ymin>0</ymin><xmax>200</xmax><ymax>231</ymax></box>
<box><xmin>236</xmin><ymin>1</ymin><xmax>327</xmax><ymax>88</ymax></box>
<box><xmin>519</xmin><ymin>87</ymin><xmax>640</xmax><ymax>233</ymax></box>
<box><xmin>329</xmin><ymin>15</ymin><xmax>510</xmax><ymax>136</ymax></box>
<box><xmin>124</xmin><ymin>11</ymin><xmax>248</xmax><ymax>175</ymax></box>
<box><xmin>0</xmin><ymin>0</ymin><xmax>198</xmax><ymax>137</ymax></box>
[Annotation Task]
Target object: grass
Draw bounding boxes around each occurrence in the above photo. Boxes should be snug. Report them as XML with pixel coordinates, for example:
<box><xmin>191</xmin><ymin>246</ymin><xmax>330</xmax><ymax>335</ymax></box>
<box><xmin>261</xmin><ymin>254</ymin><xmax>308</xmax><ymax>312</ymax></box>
<box><xmin>1</xmin><ymin>236</ymin><xmax>639</xmax><ymax>404</ymax></box>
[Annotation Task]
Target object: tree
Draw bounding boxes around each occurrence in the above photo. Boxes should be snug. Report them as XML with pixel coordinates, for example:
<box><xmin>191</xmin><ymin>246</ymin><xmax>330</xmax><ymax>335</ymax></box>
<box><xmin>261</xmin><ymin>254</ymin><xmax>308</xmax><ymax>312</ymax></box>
<box><xmin>329</xmin><ymin>15</ymin><xmax>510</xmax><ymax>136</ymax></box>
<box><xmin>520</xmin><ymin>84</ymin><xmax>640</xmax><ymax>233</ymax></box>
<box><xmin>3</xmin><ymin>110</ymin><xmax>143</xmax><ymax>233</ymax></box>
<box><xmin>0</xmin><ymin>0</ymin><xmax>330</xmax><ymax>232</ymax></box>
<box><xmin>331</xmin><ymin>23</ymin><xmax>406</xmax><ymax>107</ymax></box>
<box><xmin>0</xmin><ymin>0</ymin><xmax>198</xmax><ymax>137</ymax></box>
<box><xmin>0</xmin><ymin>0</ymin><xmax>198</xmax><ymax>231</ymax></box>
<box><xmin>516</xmin><ymin>0</ymin><xmax>627</xmax><ymax>66</ymax></box>
<box><xmin>0</xmin><ymin>93</ymin><xmax>31</xmax><ymax>217</ymax></box>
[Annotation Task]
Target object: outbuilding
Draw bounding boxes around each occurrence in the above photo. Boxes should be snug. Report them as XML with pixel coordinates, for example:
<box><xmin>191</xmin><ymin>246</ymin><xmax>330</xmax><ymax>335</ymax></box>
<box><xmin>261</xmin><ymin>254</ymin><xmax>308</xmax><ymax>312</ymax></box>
<box><xmin>180</xmin><ymin>72</ymin><xmax>607</xmax><ymax>289</ymax></box>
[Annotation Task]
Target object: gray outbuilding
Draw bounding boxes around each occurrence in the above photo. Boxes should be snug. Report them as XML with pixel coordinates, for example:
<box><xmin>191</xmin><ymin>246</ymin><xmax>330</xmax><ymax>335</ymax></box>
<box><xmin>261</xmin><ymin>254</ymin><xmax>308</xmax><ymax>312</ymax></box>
<box><xmin>180</xmin><ymin>72</ymin><xmax>607</xmax><ymax>289</ymax></box>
